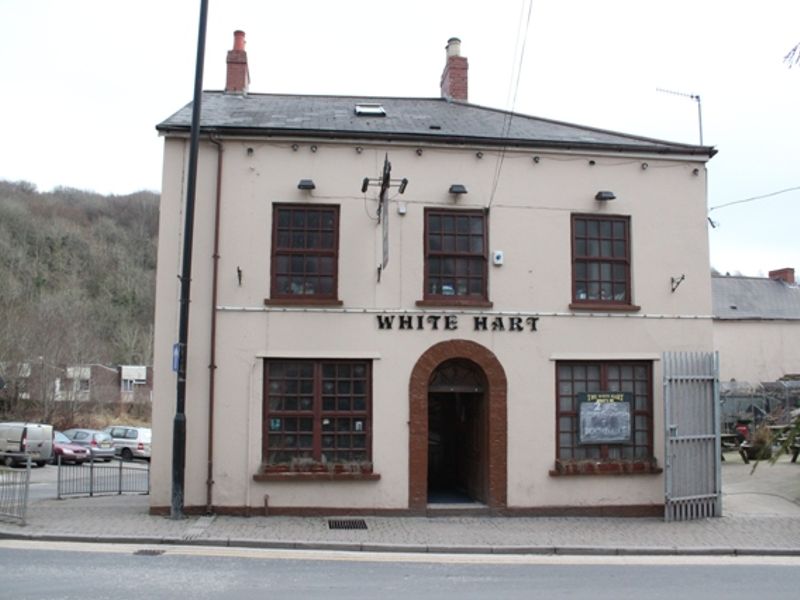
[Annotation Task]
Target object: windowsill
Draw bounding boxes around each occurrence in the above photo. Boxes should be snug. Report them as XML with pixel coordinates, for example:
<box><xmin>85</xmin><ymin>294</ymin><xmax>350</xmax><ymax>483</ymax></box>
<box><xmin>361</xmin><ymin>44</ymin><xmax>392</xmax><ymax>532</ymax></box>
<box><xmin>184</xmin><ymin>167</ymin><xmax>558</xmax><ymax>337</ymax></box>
<box><xmin>416</xmin><ymin>299</ymin><xmax>493</xmax><ymax>308</ymax></box>
<box><xmin>253</xmin><ymin>471</ymin><xmax>381</xmax><ymax>482</ymax></box>
<box><xmin>264</xmin><ymin>298</ymin><xmax>344</xmax><ymax>307</ymax></box>
<box><xmin>569</xmin><ymin>302</ymin><xmax>641</xmax><ymax>313</ymax></box>
<box><xmin>549</xmin><ymin>459</ymin><xmax>661</xmax><ymax>477</ymax></box>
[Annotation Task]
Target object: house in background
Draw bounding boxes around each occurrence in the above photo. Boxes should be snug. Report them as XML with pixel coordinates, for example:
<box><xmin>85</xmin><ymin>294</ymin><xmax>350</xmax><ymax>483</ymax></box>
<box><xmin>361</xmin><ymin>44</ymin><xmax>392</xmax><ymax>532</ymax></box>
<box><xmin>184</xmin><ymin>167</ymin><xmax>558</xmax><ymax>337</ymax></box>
<box><xmin>152</xmin><ymin>33</ymin><xmax>716</xmax><ymax>516</ymax></box>
<box><xmin>712</xmin><ymin>267</ymin><xmax>800</xmax><ymax>428</ymax></box>
<box><xmin>55</xmin><ymin>364</ymin><xmax>118</xmax><ymax>404</ymax></box>
<box><xmin>120</xmin><ymin>365</ymin><xmax>153</xmax><ymax>405</ymax></box>
<box><xmin>712</xmin><ymin>268</ymin><xmax>800</xmax><ymax>383</ymax></box>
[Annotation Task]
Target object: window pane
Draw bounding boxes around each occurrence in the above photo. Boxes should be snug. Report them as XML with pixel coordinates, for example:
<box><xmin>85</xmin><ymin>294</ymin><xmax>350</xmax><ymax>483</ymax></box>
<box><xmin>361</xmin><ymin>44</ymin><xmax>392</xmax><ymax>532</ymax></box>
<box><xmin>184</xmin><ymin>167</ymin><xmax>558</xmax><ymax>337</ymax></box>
<box><xmin>271</xmin><ymin>205</ymin><xmax>338</xmax><ymax>298</ymax></box>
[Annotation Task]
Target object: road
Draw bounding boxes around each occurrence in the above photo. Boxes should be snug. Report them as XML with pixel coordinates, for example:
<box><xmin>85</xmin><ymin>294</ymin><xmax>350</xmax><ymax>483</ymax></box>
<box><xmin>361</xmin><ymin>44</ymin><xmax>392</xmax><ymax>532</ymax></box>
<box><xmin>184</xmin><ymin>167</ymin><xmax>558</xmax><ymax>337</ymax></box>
<box><xmin>2</xmin><ymin>540</ymin><xmax>800</xmax><ymax>599</ymax></box>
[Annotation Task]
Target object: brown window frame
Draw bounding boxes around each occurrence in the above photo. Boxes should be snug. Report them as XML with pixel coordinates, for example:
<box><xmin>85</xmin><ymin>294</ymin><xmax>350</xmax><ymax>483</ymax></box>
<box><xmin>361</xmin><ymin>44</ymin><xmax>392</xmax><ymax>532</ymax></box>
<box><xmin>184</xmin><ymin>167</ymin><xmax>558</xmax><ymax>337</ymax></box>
<box><xmin>571</xmin><ymin>214</ymin><xmax>633</xmax><ymax>308</ymax></box>
<box><xmin>269</xmin><ymin>204</ymin><xmax>340</xmax><ymax>302</ymax></box>
<box><xmin>421</xmin><ymin>208</ymin><xmax>489</xmax><ymax>306</ymax></box>
<box><xmin>555</xmin><ymin>361</ymin><xmax>653</xmax><ymax>462</ymax></box>
<box><xmin>262</xmin><ymin>359</ymin><xmax>372</xmax><ymax>470</ymax></box>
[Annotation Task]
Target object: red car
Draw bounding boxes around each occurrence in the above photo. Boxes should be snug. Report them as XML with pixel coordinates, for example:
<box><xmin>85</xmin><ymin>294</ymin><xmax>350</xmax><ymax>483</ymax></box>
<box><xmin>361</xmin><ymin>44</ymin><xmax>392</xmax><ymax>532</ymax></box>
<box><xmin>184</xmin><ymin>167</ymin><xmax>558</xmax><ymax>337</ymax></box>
<box><xmin>52</xmin><ymin>431</ymin><xmax>91</xmax><ymax>465</ymax></box>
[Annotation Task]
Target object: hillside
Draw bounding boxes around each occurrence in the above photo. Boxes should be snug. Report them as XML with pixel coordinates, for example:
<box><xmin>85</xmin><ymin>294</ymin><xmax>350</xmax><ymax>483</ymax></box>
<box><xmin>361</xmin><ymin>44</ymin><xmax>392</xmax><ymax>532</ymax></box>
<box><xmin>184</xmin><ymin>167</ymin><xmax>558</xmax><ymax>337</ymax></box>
<box><xmin>0</xmin><ymin>180</ymin><xmax>159</xmax><ymax>373</ymax></box>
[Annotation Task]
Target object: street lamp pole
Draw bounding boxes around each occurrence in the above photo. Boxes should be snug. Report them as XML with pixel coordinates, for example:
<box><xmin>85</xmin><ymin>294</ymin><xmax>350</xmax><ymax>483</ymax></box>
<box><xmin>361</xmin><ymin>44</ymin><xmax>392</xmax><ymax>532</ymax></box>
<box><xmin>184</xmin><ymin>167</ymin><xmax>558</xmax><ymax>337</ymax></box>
<box><xmin>171</xmin><ymin>0</ymin><xmax>209</xmax><ymax>520</ymax></box>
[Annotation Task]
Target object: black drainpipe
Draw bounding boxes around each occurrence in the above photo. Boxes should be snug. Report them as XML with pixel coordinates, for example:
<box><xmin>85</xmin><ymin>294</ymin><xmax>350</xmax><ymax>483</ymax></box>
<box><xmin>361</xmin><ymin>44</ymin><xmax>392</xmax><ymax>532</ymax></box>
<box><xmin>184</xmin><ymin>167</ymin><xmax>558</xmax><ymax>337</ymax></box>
<box><xmin>206</xmin><ymin>134</ymin><xmax>223</xmax><ymax>514</ymax></box>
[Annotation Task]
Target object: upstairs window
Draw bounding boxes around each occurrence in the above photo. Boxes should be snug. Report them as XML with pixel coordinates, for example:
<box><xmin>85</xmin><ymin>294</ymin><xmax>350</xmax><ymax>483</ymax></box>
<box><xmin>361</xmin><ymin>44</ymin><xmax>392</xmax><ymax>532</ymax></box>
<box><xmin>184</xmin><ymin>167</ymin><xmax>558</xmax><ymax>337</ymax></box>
<box><xmin>270</xmin><ymin>204</ymin><xmax>339</xmax><ymax>301</ymax></box>
<box><xmin>423</xmin><ymin>208</ymin><xmax>488</xmax><ymax>304</ymax></box>
<box><xmin>571</xmin><ymin>215</ymin><xmax>631</xmax><ymax>306</ymax></box>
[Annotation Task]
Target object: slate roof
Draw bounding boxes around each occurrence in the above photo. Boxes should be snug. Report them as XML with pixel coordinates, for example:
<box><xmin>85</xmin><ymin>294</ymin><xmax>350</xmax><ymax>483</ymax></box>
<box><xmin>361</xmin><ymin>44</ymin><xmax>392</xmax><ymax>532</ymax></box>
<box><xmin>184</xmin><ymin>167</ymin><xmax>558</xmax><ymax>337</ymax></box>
<box><xmin>157</xmin><ymin>92</ymin><xmax>716</xmax><ymax>157</ymax></box>
<box><xmin>712</xmin><ymin>275</ymin><xmax>800</xmax><ymax>320</ymax></box>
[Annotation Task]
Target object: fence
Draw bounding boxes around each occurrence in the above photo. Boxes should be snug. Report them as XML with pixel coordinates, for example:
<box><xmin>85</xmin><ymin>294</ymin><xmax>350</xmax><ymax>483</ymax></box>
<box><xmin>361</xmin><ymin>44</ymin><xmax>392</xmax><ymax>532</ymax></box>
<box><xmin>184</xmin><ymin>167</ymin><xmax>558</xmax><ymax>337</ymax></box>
<box><xmin>0</xmin><ymin>455</ymin><xmax>31</xmax><ymax>525</ymax></box>
<box><xmin>57</xmin><ymin>456</ymin><xmax>150</xmax><ymax>498</ymax></box>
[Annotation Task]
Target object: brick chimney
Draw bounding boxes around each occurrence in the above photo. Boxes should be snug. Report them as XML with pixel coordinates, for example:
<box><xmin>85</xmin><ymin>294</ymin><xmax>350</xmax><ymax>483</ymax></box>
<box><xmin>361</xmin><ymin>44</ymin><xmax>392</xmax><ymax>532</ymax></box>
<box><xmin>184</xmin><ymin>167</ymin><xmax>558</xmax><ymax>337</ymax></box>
<box><xmin>769</xmin><ymin>268</ymin><xmax>795</xmax><ymax>284</ymax></box>
<box><xmin>226</xmin><ymin>30</ymin><xmax>249</xmax><ymax>93</ymax></box>
<box><xmin>440</xmin><ymin>37</ymin><xmax>468</xmax><ymax>102</ymax></box>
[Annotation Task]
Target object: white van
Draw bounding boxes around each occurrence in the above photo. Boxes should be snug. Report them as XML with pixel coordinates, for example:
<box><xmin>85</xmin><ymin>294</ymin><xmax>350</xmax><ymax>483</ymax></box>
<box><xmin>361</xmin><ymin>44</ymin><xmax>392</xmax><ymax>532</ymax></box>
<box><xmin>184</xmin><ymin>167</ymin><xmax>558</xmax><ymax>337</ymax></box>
<box><xmin>0</xmin><ymin>422</ymin><xmax>54</xmax><ymax>467</ymax></box>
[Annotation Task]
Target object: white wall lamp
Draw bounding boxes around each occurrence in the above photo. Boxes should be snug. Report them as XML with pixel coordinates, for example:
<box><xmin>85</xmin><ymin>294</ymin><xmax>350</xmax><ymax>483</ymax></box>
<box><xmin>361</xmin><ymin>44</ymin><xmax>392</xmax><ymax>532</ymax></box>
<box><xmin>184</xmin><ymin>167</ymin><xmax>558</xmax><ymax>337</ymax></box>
<box><xmin>594</xmin><ymin>190</ymin><xmax>616</xmax><ymax>201</ymax></box>
<box><xmin>297</xmin><ymin>179</ymin><xmax>316</xmax><ymax>191</ymax></box>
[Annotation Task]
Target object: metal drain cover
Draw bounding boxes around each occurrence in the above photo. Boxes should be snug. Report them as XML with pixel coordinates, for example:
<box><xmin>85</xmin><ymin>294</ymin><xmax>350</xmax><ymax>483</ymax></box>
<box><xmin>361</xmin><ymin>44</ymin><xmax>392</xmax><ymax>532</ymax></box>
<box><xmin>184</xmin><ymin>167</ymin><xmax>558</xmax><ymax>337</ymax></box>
<box><xmin>134</xmin><ymin>549</ymin><xmax>165</xmax><ymax>556</ymax></box>
<box><xmin>328</xmin><ymin>519</ymin><xmax>368</xmax><ymax>530</ymax></box>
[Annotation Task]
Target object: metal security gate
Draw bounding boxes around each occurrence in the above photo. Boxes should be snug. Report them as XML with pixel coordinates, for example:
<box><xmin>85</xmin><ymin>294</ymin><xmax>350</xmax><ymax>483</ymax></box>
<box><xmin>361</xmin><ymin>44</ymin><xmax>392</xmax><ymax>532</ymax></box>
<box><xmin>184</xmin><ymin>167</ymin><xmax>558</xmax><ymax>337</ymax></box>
<box><xmin>663</xmin><ymin>351</ymin><xmax>721</xmax><ymax>521</ymax></box>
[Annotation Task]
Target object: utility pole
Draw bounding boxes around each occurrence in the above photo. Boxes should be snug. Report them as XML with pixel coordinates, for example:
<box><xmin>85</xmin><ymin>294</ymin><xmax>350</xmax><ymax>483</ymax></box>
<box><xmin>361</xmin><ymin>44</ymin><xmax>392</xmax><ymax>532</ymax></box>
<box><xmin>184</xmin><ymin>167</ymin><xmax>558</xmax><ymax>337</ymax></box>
<box><xmin>172</xmin><ymin>0</ymin><xmax>209</xmax><ymax>520</ymax></box>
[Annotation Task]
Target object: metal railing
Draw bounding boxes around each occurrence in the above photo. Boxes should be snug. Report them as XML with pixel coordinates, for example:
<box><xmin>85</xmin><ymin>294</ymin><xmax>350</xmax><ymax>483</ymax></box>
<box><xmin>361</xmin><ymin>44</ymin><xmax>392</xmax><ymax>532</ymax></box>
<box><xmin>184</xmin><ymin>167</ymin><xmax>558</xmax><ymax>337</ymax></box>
<box><xmin>0</xmin><ymin>454</ymin><xmax>31</xmax><ymax>525</ymax></box>
<box><xmin>56</xmin><ymin>456</ymin><xmax>150</xmax><ymax>498</ymax></box>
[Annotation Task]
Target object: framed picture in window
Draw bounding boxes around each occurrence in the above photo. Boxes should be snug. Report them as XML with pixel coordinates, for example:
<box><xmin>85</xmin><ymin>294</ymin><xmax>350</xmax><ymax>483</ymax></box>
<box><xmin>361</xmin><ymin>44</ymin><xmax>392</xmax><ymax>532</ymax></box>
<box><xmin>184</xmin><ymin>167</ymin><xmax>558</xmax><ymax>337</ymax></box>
<box><xmin>577</xmin><ymin>392</ymin><xmax>633</xmax><ymax>445</ymax></box>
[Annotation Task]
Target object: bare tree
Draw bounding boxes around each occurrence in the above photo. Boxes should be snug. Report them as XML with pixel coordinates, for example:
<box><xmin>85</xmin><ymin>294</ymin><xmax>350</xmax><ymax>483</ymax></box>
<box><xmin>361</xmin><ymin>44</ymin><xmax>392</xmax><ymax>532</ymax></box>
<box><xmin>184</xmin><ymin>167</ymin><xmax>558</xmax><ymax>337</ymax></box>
<box><xmin>786</xmin><ymin>42</ymin><xmax>800</xmax><ymax>67</ymax></box>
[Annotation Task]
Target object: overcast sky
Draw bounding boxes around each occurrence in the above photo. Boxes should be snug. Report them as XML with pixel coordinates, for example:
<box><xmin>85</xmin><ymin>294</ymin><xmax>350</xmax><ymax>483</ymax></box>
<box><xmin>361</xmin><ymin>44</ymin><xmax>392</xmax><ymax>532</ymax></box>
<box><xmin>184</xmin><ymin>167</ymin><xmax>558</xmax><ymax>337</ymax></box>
<box><xmin>1</xmin><ymin>0</ymin><xmax>798</xmax><ymax>276</ymax></box>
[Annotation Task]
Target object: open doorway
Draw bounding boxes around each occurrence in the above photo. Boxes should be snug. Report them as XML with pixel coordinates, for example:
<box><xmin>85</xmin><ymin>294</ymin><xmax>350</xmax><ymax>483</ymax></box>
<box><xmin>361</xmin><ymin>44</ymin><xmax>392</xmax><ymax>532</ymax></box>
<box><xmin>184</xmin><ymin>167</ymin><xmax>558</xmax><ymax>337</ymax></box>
<box><xmin>427</xmin><ymin>360</ymin><xmax>486</xmax><ymax>504</ymax></box>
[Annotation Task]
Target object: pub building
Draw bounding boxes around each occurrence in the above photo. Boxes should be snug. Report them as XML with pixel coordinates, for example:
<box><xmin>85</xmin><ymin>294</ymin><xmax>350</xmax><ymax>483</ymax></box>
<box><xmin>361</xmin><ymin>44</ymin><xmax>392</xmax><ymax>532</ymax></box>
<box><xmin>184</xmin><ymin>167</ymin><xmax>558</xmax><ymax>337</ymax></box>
<box><xmin>151</xmin><ymin>33</ymin><xmax>716</xmax><ymax>516</ymax></box>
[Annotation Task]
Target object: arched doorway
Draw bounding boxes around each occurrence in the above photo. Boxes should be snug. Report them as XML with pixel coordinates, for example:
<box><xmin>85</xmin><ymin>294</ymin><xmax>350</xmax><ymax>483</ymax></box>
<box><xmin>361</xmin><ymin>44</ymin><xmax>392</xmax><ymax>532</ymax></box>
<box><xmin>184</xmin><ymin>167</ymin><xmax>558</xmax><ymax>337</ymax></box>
<box><xmin>428</xmin><ymin>359</ymin><xmax>487</xmax><ymax>503</ymax></box>
<box><xmin>408</xmin><ymin>340</ymin><xmax>507</xmax><ymax>512</ymax></box>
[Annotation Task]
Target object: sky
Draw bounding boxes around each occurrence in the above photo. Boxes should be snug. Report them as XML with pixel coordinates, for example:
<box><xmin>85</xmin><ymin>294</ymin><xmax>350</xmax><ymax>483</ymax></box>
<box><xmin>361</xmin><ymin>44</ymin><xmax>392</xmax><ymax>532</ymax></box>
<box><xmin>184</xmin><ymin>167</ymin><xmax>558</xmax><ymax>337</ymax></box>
<box><xmin>0</xmin><ymin>0</ymin><xmax>798</xmax><ymax>276</ymax></box>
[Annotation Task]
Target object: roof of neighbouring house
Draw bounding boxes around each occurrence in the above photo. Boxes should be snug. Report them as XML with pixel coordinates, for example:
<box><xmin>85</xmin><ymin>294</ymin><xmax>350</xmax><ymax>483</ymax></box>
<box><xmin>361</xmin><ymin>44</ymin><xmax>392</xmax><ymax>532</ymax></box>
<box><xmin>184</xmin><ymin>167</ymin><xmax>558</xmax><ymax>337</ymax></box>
<box><xmin>157</xmin><ymin>92</ymin><xmax>716</xmax><ymax>158</ymax></box>
<box><xmin>712</xmin><ymin>274</ymin><xmax>800</xmax><ymax>320</ymax></box>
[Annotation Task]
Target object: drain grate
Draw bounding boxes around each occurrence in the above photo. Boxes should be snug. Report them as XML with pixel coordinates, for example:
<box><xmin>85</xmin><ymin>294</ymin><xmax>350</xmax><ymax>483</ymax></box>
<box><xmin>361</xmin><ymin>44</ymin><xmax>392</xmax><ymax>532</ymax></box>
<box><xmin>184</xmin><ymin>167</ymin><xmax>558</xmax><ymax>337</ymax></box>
<box><xmin>134</xmin><ymin>549</ymin><xmax>165</xmax><ymax>556</ymax></box>
<box><xmin>328</xmin><ymin>518</ymin><xmax>368</xmax><ymax>530</ymax></box>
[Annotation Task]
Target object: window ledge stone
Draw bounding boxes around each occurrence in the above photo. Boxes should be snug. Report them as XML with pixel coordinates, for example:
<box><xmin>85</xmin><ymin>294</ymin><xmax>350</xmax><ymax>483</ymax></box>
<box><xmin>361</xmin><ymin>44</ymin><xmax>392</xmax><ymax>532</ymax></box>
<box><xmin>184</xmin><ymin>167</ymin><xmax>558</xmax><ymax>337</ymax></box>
<box><xmin>416</xmin><ymin>299</ymin><xmax>493</xmax><ymax>308</ymax></box>
<box><xmin>253</xmin><ymin>471</ymin><xmax>381</xmax><ymax>482</ymax></box>
<box><xmin>264</xmin><ymin>298</ymin><xmax>343</xmax><ymax>307</ymax></box>
<box><xmin>549</xmin><ymin>459</ymin><xmax>661</xmax><ymax>477</ymax></box>
<box><xmin>569</xmin><ymin>302</ymin><xmax>641</xmax><ymax>313</ymax></box>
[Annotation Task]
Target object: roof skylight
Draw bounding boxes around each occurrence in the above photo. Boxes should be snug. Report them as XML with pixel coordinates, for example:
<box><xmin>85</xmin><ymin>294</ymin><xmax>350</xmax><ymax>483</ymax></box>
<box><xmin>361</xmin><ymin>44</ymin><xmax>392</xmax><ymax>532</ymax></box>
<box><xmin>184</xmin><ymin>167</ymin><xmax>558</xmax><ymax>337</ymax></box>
<box><xmin>354</xmin><ymin>103</ymin><xmax>386</xmax><ymax>117</ymax></box>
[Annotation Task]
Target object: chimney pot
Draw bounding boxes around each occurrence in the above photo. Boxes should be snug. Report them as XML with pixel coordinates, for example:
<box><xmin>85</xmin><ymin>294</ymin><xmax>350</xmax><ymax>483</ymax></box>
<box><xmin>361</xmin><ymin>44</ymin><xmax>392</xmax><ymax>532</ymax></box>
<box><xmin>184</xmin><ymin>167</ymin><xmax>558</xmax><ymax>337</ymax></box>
<box><xmin>768</xmin><ymin>268</ymin><xmax>795</xmax><ymax>285</ymax></box>
<box><xmin>233</xmin><ymin>30</ymin><xmax>246</xmax><ymax>51</ymax></box>
<box><xmin>446</xmin><ymin>37</ymin><xmax>462</xmax><ymax>57</ymax></box>
<box><xmin>440</xmin><ymin>37</ymin><xmax>468</xmax><ymax>102</ymax></box>
<box><xmin>226</xmin><ymin>30</ymin><xmax>250</xmax><ymax>94</ymax></box>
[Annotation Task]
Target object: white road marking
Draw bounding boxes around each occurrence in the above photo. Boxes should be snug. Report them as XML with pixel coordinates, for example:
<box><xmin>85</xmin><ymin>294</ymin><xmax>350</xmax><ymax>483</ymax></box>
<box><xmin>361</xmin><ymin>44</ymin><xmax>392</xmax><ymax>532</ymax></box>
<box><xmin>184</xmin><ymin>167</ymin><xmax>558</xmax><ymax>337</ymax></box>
<box><xmin>1</xmin><ymin>539</ymin><xmax>799</xmax><ymax>566</ymax></box>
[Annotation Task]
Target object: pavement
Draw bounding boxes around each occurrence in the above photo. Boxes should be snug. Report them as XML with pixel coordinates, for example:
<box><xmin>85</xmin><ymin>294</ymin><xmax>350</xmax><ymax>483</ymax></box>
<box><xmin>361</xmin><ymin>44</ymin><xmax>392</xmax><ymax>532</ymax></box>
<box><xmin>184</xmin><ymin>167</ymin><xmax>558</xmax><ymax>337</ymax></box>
<box><xmin>2</xmin><ymin>453</ymin><xmax>799</xmax><ymax>556</ymax></box>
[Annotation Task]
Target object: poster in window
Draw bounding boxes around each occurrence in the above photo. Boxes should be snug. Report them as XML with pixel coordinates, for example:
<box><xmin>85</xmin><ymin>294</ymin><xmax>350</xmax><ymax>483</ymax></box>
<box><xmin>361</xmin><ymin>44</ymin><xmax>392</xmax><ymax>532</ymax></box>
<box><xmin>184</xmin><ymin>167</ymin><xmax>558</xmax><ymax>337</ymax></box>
<box><xmin>577</xmin><ymin>392</ymin><xmax>632</xmax><ymax>445</ymax></box>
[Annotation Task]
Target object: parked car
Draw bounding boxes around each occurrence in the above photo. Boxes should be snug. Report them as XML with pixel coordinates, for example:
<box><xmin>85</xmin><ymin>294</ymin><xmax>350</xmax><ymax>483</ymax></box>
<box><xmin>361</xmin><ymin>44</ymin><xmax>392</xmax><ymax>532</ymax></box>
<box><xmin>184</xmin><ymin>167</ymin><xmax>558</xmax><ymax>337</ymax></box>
<box><xmin>103</xmin><ymin>426</ymin><xmax>151</xmax><ymax>461</ymax></box>
<box><xmin>61</xmin><ymin>428</ymin><xmax>116</xmax><ymax>461</ymax></box>
<box><xmin>0</xmin><ymin>422</ymin><xmax>53</xmax><ymax>467</ymax></box>
<box><xmin>52</xmin><ymin>431</ymin><xmax>91</xmax><ymax>465</ymax></box>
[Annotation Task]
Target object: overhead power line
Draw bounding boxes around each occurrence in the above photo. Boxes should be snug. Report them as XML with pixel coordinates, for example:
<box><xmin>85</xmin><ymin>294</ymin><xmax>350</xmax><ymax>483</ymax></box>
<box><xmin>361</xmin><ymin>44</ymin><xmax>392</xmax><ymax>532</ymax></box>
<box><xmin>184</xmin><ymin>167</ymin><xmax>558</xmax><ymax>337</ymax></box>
<box><xmin>709</xmin><ymin>186</ymin><xmax>800</xmax><ymax>212</ymax></box>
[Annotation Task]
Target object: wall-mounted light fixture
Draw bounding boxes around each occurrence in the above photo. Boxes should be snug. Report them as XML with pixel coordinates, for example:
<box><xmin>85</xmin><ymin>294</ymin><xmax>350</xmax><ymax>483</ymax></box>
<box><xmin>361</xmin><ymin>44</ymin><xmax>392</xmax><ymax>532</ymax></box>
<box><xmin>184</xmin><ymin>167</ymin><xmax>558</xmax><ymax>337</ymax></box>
<box><xmin>297</xmin><ymin>179</ymin><xmax>316</xmax><ymax>191</ymax></box>
<box><xmin>594</xmin><ymin>190</ymin><xmax>616</xmax><ymax>201</ymax></box>
<box><xmin>449</xmin><ymin>184</ymin><xmax>468</xmax><ymax>196</ymax></box>
<box><xmin>588</xmin><ymin>160</ymin><xmax>596</xmax><ymax>166</ymax></box>
<box><xmin>246</xmin><ymin>147</ymin><xmax>254</xmax><ymax>156</ymax></box>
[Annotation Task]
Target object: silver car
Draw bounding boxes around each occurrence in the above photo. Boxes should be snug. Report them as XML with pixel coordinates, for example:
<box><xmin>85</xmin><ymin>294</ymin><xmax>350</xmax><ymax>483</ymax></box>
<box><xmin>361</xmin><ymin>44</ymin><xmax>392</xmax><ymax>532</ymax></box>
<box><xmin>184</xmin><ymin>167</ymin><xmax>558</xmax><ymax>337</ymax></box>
<box><xmin>61</xmin><ymin>428</ymin><xmax>116</xmax><ymax>461</ymax></box>
<box><xmin>104</xmin><ymin>426</ymin><xmax>151</xmax><ymax>461</ymax></box>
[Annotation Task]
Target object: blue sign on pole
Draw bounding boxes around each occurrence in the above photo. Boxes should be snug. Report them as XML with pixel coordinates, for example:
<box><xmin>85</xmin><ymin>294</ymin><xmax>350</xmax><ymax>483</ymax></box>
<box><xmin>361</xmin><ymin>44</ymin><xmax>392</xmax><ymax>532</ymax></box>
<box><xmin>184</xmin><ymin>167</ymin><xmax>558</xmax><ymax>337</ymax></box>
<box><xmin>172</xmin><ymin>343</ymin><xmax>181</xmax><ymax>373</ymax></box>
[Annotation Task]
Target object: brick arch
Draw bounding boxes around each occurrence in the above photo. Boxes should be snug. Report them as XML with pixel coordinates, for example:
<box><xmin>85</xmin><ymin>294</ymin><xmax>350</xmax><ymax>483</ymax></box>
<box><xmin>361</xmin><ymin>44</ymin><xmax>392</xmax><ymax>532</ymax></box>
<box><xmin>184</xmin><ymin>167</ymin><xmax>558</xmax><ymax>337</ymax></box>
<box><xmin>408</xmin><ymin>339</ymin><xmax>507</xmax><ymax>511</ymax></box>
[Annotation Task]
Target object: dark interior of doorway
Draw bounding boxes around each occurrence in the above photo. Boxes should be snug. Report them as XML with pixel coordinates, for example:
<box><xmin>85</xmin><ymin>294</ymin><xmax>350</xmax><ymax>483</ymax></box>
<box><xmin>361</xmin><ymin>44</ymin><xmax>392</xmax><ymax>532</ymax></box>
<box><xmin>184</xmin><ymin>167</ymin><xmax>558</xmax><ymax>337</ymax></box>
<box><xmin>427</xmin><ymin>392</ymin><xmax>484</xmax><ymax>504</ymax></box>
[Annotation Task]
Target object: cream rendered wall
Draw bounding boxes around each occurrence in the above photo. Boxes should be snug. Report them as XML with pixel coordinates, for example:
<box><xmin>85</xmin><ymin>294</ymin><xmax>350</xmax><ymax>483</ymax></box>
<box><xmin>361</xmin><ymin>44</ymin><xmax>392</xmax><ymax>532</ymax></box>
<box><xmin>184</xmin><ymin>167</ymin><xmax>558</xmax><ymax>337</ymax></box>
<box><xmin>715</xmin><ymin>321</ymin><xmax>800</xmax><ymax>383</ymax></box>
<box><xmin>152</xmin><ymin>136</ymin><xmax>713</xmax><ymax>511</ymax></box>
